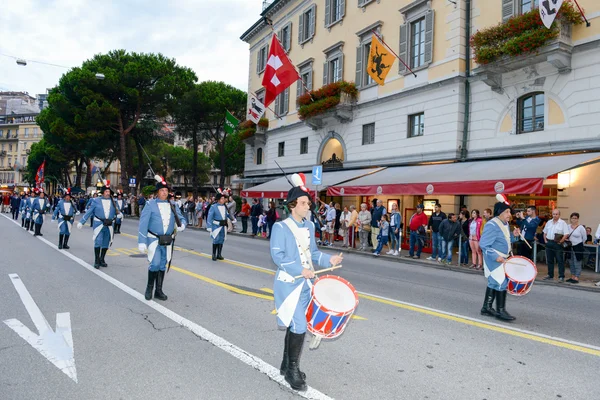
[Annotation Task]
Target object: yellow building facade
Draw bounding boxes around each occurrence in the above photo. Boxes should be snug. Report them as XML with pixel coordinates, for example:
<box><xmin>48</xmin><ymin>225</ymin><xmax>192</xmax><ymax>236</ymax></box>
<box><xmin>0</xmin><ymin>114</ymin><xmax>43</xmax><ymax>191</ymax></box>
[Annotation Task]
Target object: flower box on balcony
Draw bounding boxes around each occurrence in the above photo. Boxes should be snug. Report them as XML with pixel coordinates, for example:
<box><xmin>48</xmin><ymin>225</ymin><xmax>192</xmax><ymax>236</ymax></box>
<box><xmin>298</xmin><ymin>81</ymin><xmax>358</xmax><ymax>130</ymax></box>
<box><xmin>240</xmin><ymin>119</ymin><xmax>267</xmax><ymax>146</ymax></box>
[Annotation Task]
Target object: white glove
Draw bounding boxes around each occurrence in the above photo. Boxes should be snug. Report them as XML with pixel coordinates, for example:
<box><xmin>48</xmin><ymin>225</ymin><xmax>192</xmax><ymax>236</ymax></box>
<box><xmin>77</xmin><ymin>222</ymin><xmax>83</xmax><ymax>229</ymax></box>
<box><xmin>138</xmin><ymin>243</ymin><xmax>147</xmax><ymax>253</ymax></box>
<box><xmin>178</xmin><ymin>224</ymin><xmax>186</xmax><ymax>232</ymax></box>
<box><xmin>232</xmin><ymin>219</ymin><xmax>238</xmax><ymax>224</ymax></box>
<box><xmin>117</xmin><ymin>213</ymin><xmax>123</xmax><ymax>219</ymax></box>
<box><xmin>52</xmin><ymin>219</ymin><xmax>57</xmax><ymax>223</ymax></box>
<box><xmin>76</xmin><ymin>211</ymin><xmax>81</xmax><ymax>216</ymax></box>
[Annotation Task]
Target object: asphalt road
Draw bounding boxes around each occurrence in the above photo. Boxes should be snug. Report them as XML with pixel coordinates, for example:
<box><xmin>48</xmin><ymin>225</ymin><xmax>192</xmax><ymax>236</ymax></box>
<box><xmin>1</xmin><ymin>214</ymin><xmax>599</xmax><ymax>400</ymax></box>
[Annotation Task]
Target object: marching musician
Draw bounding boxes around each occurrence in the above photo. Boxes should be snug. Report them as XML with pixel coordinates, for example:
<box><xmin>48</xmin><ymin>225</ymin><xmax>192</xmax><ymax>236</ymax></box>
<box><xmin>31</xmin><ymin>188</ymin><xmax>51</xmax><ymax>236</ymax></box>
<box><xmin>137</xmin><ymin>176</ymin><xmax>186</xmax><ymax>301</ymax></box>
<box><xmin>480</xmin><ymin>194</ymin><xmax>521</xmax><ymax>321</ymax></box>
<box><xmin>53</xmin><ymin>188</ymin><xmax>76</xmax><ymax>249</ymax></box>
<box><xmin>270</xmin><ymin>173</ymin><xmax>343</xmax><ymax>391</ymax></box>
<box><xmin>20</xmin><ymin>192</ymin><xmax>30</xmax><ymax>229</ymax></box>
<box><xmin>24</xmin><ymin>190</ymin><xmax>36</xmax><ymax>232</ymax></box>
<box><xmin>77</xmin><ymin>180</ymin><xmax>122</xmax><ymax>269</ymax></box>
<box><xmin>207</xmin><ymin>189</ymin><xmax>235</xmax><ymax>261</ymax></box>
<box><xmin>114</xmin><ymin>190</ymin><xmax>125</xmax><ymax>234</ymax></box>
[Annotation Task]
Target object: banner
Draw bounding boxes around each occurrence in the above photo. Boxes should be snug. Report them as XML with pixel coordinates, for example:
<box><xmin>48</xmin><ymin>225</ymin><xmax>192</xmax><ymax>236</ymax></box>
<box><xmin>247</xmin><ymin>94</ymin><xmax>266</xmax><ymax>124</ymax></box>
<box><xmin>540</xmin><ymin>0</ymin><xmax>564</xmax><ymax>29</ymax></box>
<box><xmin>35</xmin><ymin>160</ymin><xmax>46</xmax><ymax>188</ymax></box>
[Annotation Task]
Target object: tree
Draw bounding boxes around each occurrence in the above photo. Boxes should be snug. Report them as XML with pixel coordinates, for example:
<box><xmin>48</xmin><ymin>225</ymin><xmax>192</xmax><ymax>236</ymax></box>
<box><xmin>24</xmin><ymin>138</ymin><xmax>68</xmax><ymax>189</ymax></box>
<box><xmin>210</xmin><ymin>130</ymin><xmax>245</xmax><ymax>179</ymax></box>
<box><xmin>81</xmin><ymin>50</ymin><xmax>197</xmax><ymax>192</ymax></box>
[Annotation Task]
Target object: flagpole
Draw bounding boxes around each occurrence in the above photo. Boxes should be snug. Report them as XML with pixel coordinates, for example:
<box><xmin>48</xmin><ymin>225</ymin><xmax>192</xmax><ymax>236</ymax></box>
<box><xmin>371</xmin><ymin>29</ymin><xmax>417</xmax><ymax>78</ymax></box>
<box><xmin>572</xmin><ymin>0</ymin><xmax>591</xmax><ymax>27</ymax></box>
<box><xmin>249</xmin><ymin>90</ymin><xmax>283</xmax><ymax>120</ymax></box>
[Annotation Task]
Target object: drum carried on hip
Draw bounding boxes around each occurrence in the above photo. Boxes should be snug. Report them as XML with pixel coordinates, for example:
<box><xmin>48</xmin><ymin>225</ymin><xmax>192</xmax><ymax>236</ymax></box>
<box><xmin>504</xmin><ymin>256</ymin><xmax>537</xmax><ymax>296</ymax></box>
<box><xmin>306</xmin><ymin>275</ymin><xmax>358</xmax><ymax>339</ymax></box>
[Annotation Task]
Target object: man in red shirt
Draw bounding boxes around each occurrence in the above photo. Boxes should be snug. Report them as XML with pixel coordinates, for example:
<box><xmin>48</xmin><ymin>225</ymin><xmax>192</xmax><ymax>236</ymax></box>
<box><xmin>405</xmin><ymin>204</ymin><xmax>429</xmax><ymax>259</ymax></box>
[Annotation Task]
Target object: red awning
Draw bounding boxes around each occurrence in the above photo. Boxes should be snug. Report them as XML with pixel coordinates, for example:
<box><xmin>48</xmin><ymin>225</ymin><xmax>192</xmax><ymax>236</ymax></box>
<box><xmin>327</xmin><ymin>153</ymin><xmax>600</xmax><ymax>196</ymax></box>
<box><xmin>241</xmin><ymin>168</ymin><xmax>383</xmax><ymax>198</ymax></box>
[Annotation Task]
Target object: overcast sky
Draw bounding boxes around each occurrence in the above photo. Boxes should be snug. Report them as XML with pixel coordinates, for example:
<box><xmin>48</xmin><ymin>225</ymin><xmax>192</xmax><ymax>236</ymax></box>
<box><xmin>0</xmin><ymin>0</ymin><xmax>264</xmax><ymax>98</ymax></box>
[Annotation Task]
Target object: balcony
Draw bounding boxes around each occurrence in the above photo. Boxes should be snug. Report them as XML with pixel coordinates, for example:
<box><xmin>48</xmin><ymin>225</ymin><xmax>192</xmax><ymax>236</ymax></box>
<box><xmin>298</xmin><ymin>81</ymin><xmax>358</xmax><ymax>131</ymax></box>
<box><xmin>303</xmin><ymin>92</ymin><xmax>355</xmax><ymax>130</ymax></box>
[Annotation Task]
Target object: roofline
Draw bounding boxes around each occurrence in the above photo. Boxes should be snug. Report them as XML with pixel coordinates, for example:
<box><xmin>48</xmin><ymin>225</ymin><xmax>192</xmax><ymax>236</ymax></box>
<box><xmin>240</xmin><ymin>0</ymin><xmax>294</xmax><ymax>43</ymax></box>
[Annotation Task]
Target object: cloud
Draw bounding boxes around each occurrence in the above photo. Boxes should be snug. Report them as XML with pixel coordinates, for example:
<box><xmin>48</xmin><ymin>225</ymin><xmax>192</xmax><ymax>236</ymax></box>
<box><xmin>0</xmin><ymin>0</ymin><xmax>262</xmax><ymax>97</ymax></box>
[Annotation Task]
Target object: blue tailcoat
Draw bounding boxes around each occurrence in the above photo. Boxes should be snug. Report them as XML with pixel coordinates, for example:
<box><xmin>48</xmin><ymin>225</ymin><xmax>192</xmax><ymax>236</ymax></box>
<box><xmin>53</xmin><ymin>200</ymin><xmax>76</xmax><ymax>235</ymax></box>
<box><xmin>19</xmin><ymin>197</ymin><xmax>30</xmax><ymax>221</ymax></box>
<box><xmin>31</xmin><ymin>197</ymin><xmax>51</xmax><ymax>225</ymax></box>
<box><xmin>207</xmin><ymin>203</ymin><xmax>231</xmax><ymax>244</ymax></box>
<box><xmin>480</xmin><ymin>217</ymin><xmax>518</xmax><ymax>291</ymax></box>
<box><xmin>138</xmin><ymin>199</ymin><xmax>186</xmax><ymax>272</ymax></box>
<box><xmin>270</xmin><ymin>218</ymin><xmax>332</xmax><ymax>334</ymax></box>
<box><xmin>80</xmin><ymin>197</ymin><xmax>120</xmax><ymax>248</ymax></box>
<box><xmin>115</xmin><ymin>199</ymin><xmax>125</xmax><ymax>223</ymax></box>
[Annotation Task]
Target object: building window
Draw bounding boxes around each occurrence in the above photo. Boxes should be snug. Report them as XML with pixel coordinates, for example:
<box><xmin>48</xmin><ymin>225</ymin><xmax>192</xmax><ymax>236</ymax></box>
<box><xmin>7</xmin><ymin>129</ymin><xmax>11</xmax><ymax>138</ymax></box>
<box><xmin>9</xmin><ymin>144</ymin><xmax>12</xmax><ymax>151</ymax></box>
<box><xmin>408</xmin><ymin>113</ymin><xmax>424</xmax><ymax>137</ymax></box>
<box><xmin>33</xmin><ymin>127</ymin><xmax>38</xmax><ymax>137</ymax></box>
<box><xmin>13</xmin><ymin>129</ymin><xmax>18</xmax><ymax>138</ymax></box>
<box><xmin>23</xmin><ymin>142</ymin><xmax>27</xmax><ymax>150</ymax></box>
<box><xmin>399</xmin><ymin>3</ymin><xmax>434</xmax><ymax>74</ymax></box>
<box><xmin>355</xmin><ymin>23</ymin><xmax>383</xmax><ymax>89</ymax></box>
<box><xmin>255</xmin><ymin>89</ymin><xmax>266</xmax><ymax>106</ymax></box>
<box><xmin>325</xmin><ymin>0</ymin><xmax>345</xmax><ymax>28</ymax></box>
<box><xmin>323</xmin><ymin>42</ymin><xmax>344</xmax><ymax>85</ymax></box>
<box><xmin>520</xmin><ymin>0</ymin><xmax>539</xmax><ymax>13</ymax></box>
<box><xmin>213</xmin><ymin>174</ymin><xmax>218</xmax><ymax>185</ymax></box>
<box><xmin>278</xmin><ymin>142</ymin><xmax>285</xmax><ymax>157</ymax></box>
<box><xmin>24</xmin><ymin>128</ymin><xmax>29</xmax><ymax>138</ymax></box>
<box><xmin>296</xmin><ymin>58</ymin><xmax>314</xmax><ymax>106</ymax></box>
<box><xmin>8</xmin><ymin>157</ymin><xmax>12</xmax><ymax>167</ymax></box>
<box><xmin>300</xmin><ymin>137</ymin><xmax>308</xmax><ymax>154</ymax></box>
<box><xmin>256</xmin><ymin>44</ymin><xmax>269</xmax><ymax>74</ymax></box>
<box><xmin>274</xmin><ymin>88</ymin><xmax>289</xmax><ymax>117</ymax></box>
<box><xmin>0</xmin><ymin>159</ymin><xmax>3</xmax><ymax>167</ymax></box>
<box><xmin>298</xmin><ymin>4</ymin><xmax>316</xmax><ymax>45</ymax></box>
<box><xmin>279</xmin><ymin>22</ymin><xmax>292</xmax><ymax>52</ymax></box>
<box><xmin>362</xmin><ymin>123</ymin><xmax>375</xmax><ymax>145</ymax></box>
<box><xmin>256</xmin><ymin>148</ymin><xmax>263</xmax><ymax>165</ymax></box>
<box><xmin>22</xmin><ymin>157</ymin><xmax>26</xmax><ymax>165</ymax></box>
<box><xmin>518</xmin><ymin>92</ymin><xmax>544</xmax><ymax>134</ymax></box>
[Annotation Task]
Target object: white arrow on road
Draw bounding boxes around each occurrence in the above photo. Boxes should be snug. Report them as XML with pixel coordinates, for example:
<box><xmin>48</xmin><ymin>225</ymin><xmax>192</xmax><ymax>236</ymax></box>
<box><xmin>3</xmin><ymin>274</ymin><xmax>77</xmax><ymax>383</ymax></box>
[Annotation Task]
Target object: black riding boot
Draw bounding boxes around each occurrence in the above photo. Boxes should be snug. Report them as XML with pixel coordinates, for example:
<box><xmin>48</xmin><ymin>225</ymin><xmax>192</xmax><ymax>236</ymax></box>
<box><xmin>480</xmin><ymin>287</ymin><xmax>496</xmax><ymax>316</ymax></box>
<box><xmin>30</xmin><ymin>221</ymin><xmax>34</xmax><ymax>231</ymax></box>
<box><xmin>280</xmin><ymin>327</ymin><xmax>306</xmax><ymax>379</ymax></box>
<box><xmin>100</xmin><ymin>248</ymin><xmax>108</xmax><ymax>267</ymax></box>
<box><xmin>154</xmin><ymin>270</ymin><xmax>168</xmax><ymax>301</ymax></box>
<box><xmin>58</xmin><ymin>234</ymin><xmax>64</xmax><ymax>249</ymax></box>
<box><xmin>24</xmin><ymin>220</ymin><xmax>28</xmax><ymax>230</ymax></box>
<box><xmin>37</xmin><ymin>224</ymin><xmax>43</xmax><ymax>236</ymax></box>
<box><xmin>115</xmin><ymin>224</ymin><xmax>121</xmax><ymax>234</ymax></box>
<box><xmin>212</xmin><ymin>244</ymin><xmax>218</xmax><ymax>261</ymax></box>
<box><xmin>62</xmin><ymin>235</ymin><xmax>70</xmax><ymax>249</ymax></box>
<box><xmin>495</xmin><ymin>290</ymin><xmax>515</xmax><ymax>321</ymax></box>
<box><xmin>145</xmin><ymin>270</ymin><xmax>157</xmax><ymax>300</ymax></box>
<box><xmin>285</xmin><ymin>331</ymin><xmax>307</xmax><ymax>391</ymax></box>
<box><xmin>217</xmin><ymin>244</ymin><xmax>224</xmax><ymax>260</ymax></box>
<box><xmin>34</xmin><ymin>224</ymin><xmax>41</xmax><ymax>236</ymax></box>
<box><xmin>21</xmin><ymin>219</ymin><xmax>25</xmax><ymax>228</ymax></box>
<box><xmin>94</xmin><ymin>247</ymin><xmax>101</xmax><ymax>269</ymax></box>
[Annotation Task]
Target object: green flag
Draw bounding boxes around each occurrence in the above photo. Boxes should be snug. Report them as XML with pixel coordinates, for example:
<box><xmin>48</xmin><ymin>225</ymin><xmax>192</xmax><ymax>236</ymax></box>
<box><xmin>224</xmin><ymin>111</ymin><xmax>239</xmax><ymax>134</ymax></box>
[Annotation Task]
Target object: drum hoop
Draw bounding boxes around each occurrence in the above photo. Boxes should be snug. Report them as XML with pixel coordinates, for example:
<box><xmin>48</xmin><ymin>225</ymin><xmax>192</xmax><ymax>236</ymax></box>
<box><xmin>311</xmin><ymin>274</ymin><xmax>359</xmax><ymax>315</ymax></box>
<box><xmin>504</xmin><ymin>255</ymin><xmax>538</xmax><ymax>282</ymax></box>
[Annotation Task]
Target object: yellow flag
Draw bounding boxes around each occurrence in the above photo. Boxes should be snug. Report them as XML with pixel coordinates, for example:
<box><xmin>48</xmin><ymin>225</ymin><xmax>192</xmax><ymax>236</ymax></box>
<box><xmin>367</xmin><ymin>35</ymin><xmax>395</xmax><ymax>86</ymax></box>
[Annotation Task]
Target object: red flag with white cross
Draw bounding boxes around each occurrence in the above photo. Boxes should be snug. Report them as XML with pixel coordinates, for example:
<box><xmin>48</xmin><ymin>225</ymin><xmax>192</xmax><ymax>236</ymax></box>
<box><xmin>261</xmin><ymin>34</ymin><xmax>299</xmax><ymax>107</ymax></box>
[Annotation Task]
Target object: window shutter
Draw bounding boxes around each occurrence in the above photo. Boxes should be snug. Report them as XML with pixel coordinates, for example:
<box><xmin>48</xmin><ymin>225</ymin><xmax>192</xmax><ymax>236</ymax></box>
<box><xmin>286</xmin><ymin>23</ymin><xmax>292</xmax><ymax>51</ymax></box>
<box><xmin>323</xmin><ymin>61</ymin><xmax>329</xmax><ymax>85</ymax></box>
<box><xmin>309</xmin><ymin>4</ymin><xmax>316</xmax><ymax>39</ymax></box>
<box><xmin>358</xmin><ymin>0</ymin><xmax>365</xmax><ymax>6</ymax></box>
<box><xmin>424</xmin><ymin>10</ymin><xmax>434</xmax><ymax>66</ymax></box>
<box><xmin>340</xmin><ymin>0</ymin><xmax>346</xmax><ymax>19</ymax></box>
<box><xmin>337</xmin><ymin>53</ymin><xmax>344</xmax><ymax>82</ymax></box>
<box><xmin>256</xmin><ymin>49</ymin><xmax>260</xmax><ymax>74</ymax></box>
<box><xmin>307</xmin><ymin>69</ymin><xmax>313</xmax><ymax>90</ymax></box>
<box><xmin>296</xmin><ymin>79</ymin><xmax>302</xmax><ymax>106</ymax></box>
<box><xmin>398</xmin><ymin>24</ymin><xmax>408</xmax><ymax>74</ymax></box>
<box><xmin>355</xmin><ymin>46</ymin><xmax>363</xmax><ymax>88</ymax></box>
<box><xmin>298</xmin><ymin>13</ymin><xmax>304</xmax><ymax>43</ymax></box>
<box><xmin>325</xmin><ymin>0</ymin><xmax>331</xmax><ymax>27</ymax></box>
<box><xmin>274</xmin><ymin>94</ymin><xmax>280</xmax><ymax>116</ymax></box>
<box><xmin>502</xmin><ymin>0</ymin><xmax>515</xmax><ymax>23</ymax></box>
<box><xmin>284</xmin><ymin>88</ymin><xmax>289</xmax><ymax>114</ymax></box>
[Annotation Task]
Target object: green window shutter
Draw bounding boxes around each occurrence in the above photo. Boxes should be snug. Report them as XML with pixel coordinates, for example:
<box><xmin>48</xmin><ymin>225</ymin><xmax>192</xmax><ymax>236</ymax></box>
<box><xmin>424</xmin><ymin>10</ymin><xmax>434</xmax><ymax>66</ymax></box>
<box><xmin>274</xmin><ymin>93</ymin><xmax>280</xmax><ymax>116</ymax></box>
<box><xmin>325</xmin><ymin>0</ymin><xmax>331</xmax><ymax>27</ymax></box>
<box><xmin>398</xmin><ymin>24</ymin><xmax>408</xmax><ymax>74</ymax></box>
<box><xmin>502</xmin><ymin>0</ymin><xmax>515</xmax><ymax>22</ymax></box>
<box><xmin>284</xmin><ymin>88</ymin><xmax>289</xmax><ymax>114</ymax></box>
<box><xmin>355</xmin><ymin>46</ymin><xmax>363</xmax><ymax>88</ymax></box>
<box><xmin>340</xmin><ymin>0</ymin><xmax>346</xmax><ymax>19</ymax></box>
<box><xmin>323</xmin><ymin>61</ymin><xmax>329</xmax><ymax>85</ymax></box>
<box><xmin>309</xmin><ymin>4</ymin><xmax>317</xmax><ymax>39</ymax></box>
<box><xmin>298</xmin><ymin>12</ymin><xmax>304</xmax><ymax>43</ymax></box>
<box><xmin>286</xmin><ymin>23</ymin><xmax>292</xmax><ymax>51</ymax></box>
<box><xmin>307</xmin><ymin>69</ymin><xmax>313</xmax><ymax>90</ymax></box>
<box><xmin>337</xmin><ymin>53</ymin><xmax>344</xmax><ymax>82</ymax></box>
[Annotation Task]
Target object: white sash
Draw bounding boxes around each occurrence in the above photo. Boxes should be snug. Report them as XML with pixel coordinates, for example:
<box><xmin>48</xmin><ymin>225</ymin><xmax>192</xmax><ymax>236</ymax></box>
<box><xmin>483</xmin><ymin>218</ymin><xmax>511</xmax><ymax>284</ymax></box>
<box><xmin>282</xmin><ymin>218</ymin><xmax>315</xmax><ymax>274</ymax></box>
<box><xmin>210</xmin><ymin>205</ymin><xmax>227</xmax><ymax>239</ymax></box>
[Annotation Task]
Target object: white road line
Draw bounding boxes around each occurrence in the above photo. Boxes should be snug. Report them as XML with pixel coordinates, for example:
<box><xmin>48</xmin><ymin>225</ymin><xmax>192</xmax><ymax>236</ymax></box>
<box><xmin>1</xmin><ymin>214</ymin><xmax>333</xmax><ymax>400</ymax></box>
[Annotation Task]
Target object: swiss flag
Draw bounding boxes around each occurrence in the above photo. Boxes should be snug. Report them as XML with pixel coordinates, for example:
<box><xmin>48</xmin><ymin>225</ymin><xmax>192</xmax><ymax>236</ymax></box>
<box><xmin>262</xmin><ymin>34</ymin><xmax>299</xmax><ymax>107</ymax></box>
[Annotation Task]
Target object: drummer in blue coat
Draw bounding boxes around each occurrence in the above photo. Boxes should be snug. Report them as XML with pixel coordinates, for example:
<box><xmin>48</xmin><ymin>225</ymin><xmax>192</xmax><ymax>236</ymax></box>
<box><xmin>77</xmin><ymin>180</ymin><xmax>122</xmax><ymax>269</ymax></box>
<box><xmin>207</xmin><ymin>188</ymin><xmax>235</xmax><ymax>261</ymax></box>
<box><xmin>480</xmin><ymin>194</ymin><xmax>521</xmax><ymax>321</ymax></box>
<box><xmin>137</xmin><ymin>175</ymin><xmax>186</xmax><ymax>301</ymax></box>
<box><xmin>20</xmin><ymin>192</ymin><xmax>30</xmax><ymax>228</ymax></box>
<box><xmin>270</xmin><ymin>173</ymin><xmax>343</xmax><ymax>391</ymax></box>
<box><xmin>53</xmin><ymin>188</ymin><xmax>77</xmax><ymax>249</ymax></box>
<box><xmin>31</xmin><ymin>188</ymin><xmax>51</xmax><ymax>236</ymax></box>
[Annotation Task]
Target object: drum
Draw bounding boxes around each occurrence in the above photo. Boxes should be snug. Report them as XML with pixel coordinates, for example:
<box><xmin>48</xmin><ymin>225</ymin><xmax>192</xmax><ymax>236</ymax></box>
<box><xmin>306</xmin><ymin>275</ymin><xmax>358</xmax><ymax>339</ymax></box>
<box><xmin>504</xmin><ymin>256</ymin><xmax>537</xmax><ymax>296</ymax></box>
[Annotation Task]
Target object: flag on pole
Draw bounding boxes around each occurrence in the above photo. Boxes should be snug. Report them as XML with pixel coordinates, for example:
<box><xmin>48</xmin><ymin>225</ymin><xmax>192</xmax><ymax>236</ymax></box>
<box><xmin>367</xmin><ymin>34</ymin><xmax>395</xmax><ymax>86</ymax></box>
<box><xmin>247</xmin><ymin>94</ymin><xmax>266</xmax><ymax>124</ymax></box>
<box><xmin>35</xmin><ymin>160</ymin><xmax>46</xmax><ymax>188</ymax></box>
<box><xmin>224</xmin><ymin>111</ymin><xmax>239</xmax><ymax>134</ymax></box>
<box><xmin>262</xmin><ymin>34</ymin><xmax>300</xmax><ymax>107</ymax></box>
<box><xmin>540</xmin><ymin>0</ymin><xmax>564</xmax><ymax>29</ymax></box>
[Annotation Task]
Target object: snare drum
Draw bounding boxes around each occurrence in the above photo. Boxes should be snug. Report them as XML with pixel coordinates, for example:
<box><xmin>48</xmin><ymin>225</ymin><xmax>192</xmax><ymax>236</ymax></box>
<box><xmin>306</xmin><ymin>275</ymin><xmax>358</xmax><ymax>339</ymax></box>
<box><xmin>504</xmin><ymin>256</ymin><xmax>537</xmax><ymax>296</ymax></box>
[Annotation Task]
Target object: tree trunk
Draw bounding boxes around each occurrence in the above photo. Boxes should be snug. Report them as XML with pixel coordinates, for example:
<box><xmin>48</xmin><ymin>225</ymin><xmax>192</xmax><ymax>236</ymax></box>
<box><xmin>218</xmin><ymin>138</ymin><xmax>226</xmax><ymax>188</ymax></box>
<box><xmin>74</xmin><ymin>158</ymin><xmax>82</xmax><ymax>188</ymax></box>
<box><xmin>135</xmin><ymin>139</ymin><xmax>145</xmax><ymax>193</ymax></box>
<box><xmin>192</xmin><ymin>130</ymin><xmax>198</xmax><ymax>200</ymax></box>
<box><xmin>85</xmin><ymin>159</ymin><xmax>92</xmax><ymax>188</ymax></box>
<box><xmin>119</xmin><ymin>130</ymin><xmax>128</xmax><ymax>193</ymax></box>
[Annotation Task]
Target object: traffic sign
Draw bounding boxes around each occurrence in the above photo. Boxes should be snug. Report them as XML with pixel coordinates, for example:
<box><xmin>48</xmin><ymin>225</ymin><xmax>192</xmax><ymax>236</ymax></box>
<box><xmin>129</xmin><ymin>178</ymin><xmax>136</xmax><ymax>187</ymax></box>
<box><xmin>312</xmin><ymin>166</ymin><xmax>322</xmax><ymax>185</ymax></box>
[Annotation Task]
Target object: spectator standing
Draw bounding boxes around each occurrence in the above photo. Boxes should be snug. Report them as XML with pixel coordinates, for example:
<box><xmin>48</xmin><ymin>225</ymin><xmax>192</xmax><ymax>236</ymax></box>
<box><xmin>459</xmin><ymin>210</ymin><xmax>471</xmax><ymax>266</ymax></box>
<box><xmin>405</xmin><ymin>204</ymin><xmax>428</xmax><ymax>259</ymax></box>
<box><xmin>387</xmin><ymin>202</ymin><xmax>402</xmax><ymax>256</ymax></box>
<box><xmin>348</xmin><ymin>205</ymin><xmax>358</xmax><ymax>249</ymax></box>
<box><xmin>357</xmin><ymin>203</ymin><xmax>372</xmax><ymax>251</ymax></box>
<box><xmin>339</xmin><ymin>206</ymin><xmax>351</xmax><ymax>248</ymax></box>
<box><xmin>373</xmin><ymin>214</ymin><xmax>390</xmax><ymax>256</ymax></box>
<box><xmin>239</xmin><ymin>198</ymin><xmax>251</xmax><ymax>233</ymax></box>
<box><xmin>266</xmin><ymin>201</ymin><xmax>278</xmax><ymax>238</ymax></box>
<box><xmin>250</xmin><ymin>198</ymin><xmax>262</xmax><ymax>236</ymax></box>
<box><xmin>138</xmin><ymin>194</ymin><xmax>146</xmax><ymax>215</ymax></box>
<box><xmin>371</xmin><ymin>199</ymin><xmax>386</xmax><ymax>250</ymax></box>
<box><xmin>542</xmin><ymin>209</ymin><xmax>569</xmax><ymax>282</ymax></box>
<box><xmin>427</xmin><ymin>203</ymin><xmax>446</xmax><ymax>261</ymax></box>
<box><xmin>227</xmin><ymin>196</ymin><xmax>237</xmax><ymax>232</ymax></box>
<box><xmin>10</xmin><ymin>193</ymin><xmax>21</xmax><ymax>220</ymax></box>
<box><xmin>468</xmin><ymin>210</ymin><xmax>484</xmax><ymax>270</ymax></box>
<box><xmin>564</xmin><ymin>212</ymin><xmax>586</xmax><ymax>284</ymax></box>
<box><xmin>439</xmin><ymin>213</ymin><xmax>461</xmax><ymax>264</ymax></box>
<box><xmin>516</xmin><ymin>206</ymin><xmax>540</xmax><ymax>261</ymax></box>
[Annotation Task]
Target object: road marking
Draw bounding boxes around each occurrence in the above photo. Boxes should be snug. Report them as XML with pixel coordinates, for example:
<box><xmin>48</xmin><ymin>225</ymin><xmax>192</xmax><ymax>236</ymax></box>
<box><xmin>3</xmin><ymin>274</ymin><xmax>77</xmax><ymax>383</ymax></box>
<box><xmin>0</xmin><ymin>215</ymin><xmax>333</xmax><ymax>399</ymax></box>
<box><xmin>118</xmin><ymin>221</ymin><xmax>600</xmax><ymax>357</ymax></box>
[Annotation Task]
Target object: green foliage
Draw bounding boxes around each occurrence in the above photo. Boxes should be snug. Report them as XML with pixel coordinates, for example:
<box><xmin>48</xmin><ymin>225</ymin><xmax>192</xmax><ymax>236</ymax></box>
<box><xmin>210</xmin><ymin>130</ymin><xmax>245</xmax><ymax>178</ymax></box>
<box><xmin>24</xmin><ymin>138</ymin><xmax>67</xmax><ymax>186</ymax></box>
<box><xmin>297</xmin><ymin>81</ymin><xmax>358</xmax><ymax>120</ymax></box>
<box><xmin>142</xmin><ymin>185</ymin><xmax>156</xmax><ymax>197</ymax></box>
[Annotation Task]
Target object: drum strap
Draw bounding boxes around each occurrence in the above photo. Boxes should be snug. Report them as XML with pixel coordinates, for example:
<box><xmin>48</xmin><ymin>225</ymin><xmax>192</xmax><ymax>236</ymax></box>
<box><xmin>283</xmin><ymin>218</ymin><xmax>315</xmax><ymax>274</ymax></box>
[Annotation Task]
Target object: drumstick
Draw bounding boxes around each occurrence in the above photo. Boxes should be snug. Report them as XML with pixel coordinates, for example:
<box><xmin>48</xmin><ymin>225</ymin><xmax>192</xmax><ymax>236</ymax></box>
<box><xmin>518</xmin><ymin>230</ymin><xmax>532</xmax><ymax>249</ymax></box>
<box><xmin>294</xmin><ymin>265</ymin><xmax>342</xmax><ymax>280</ymax></box>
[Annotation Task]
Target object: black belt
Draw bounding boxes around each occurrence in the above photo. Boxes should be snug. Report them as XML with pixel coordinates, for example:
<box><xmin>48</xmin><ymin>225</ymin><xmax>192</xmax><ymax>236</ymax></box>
<box><xmin>149</xmin><ymin>230</ymin><xmax>174</xmax><ymax>246</ymax></box>
<box><xmin>95</xmin><ymin>216</ymin><xmax>115</xmax><ymax>226</ymax></box>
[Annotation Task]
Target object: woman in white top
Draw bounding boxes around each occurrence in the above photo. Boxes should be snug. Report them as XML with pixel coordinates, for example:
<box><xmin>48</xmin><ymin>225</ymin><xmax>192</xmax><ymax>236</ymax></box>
<box><xmin>564</xmin><ymin>212</ymin><xmax>587</xmax><ymax>283</ymax></box>
<box><xmin>339</xmin><ymin>206</ymin><xmax>351</xmax><ymax>248</ymax></box>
